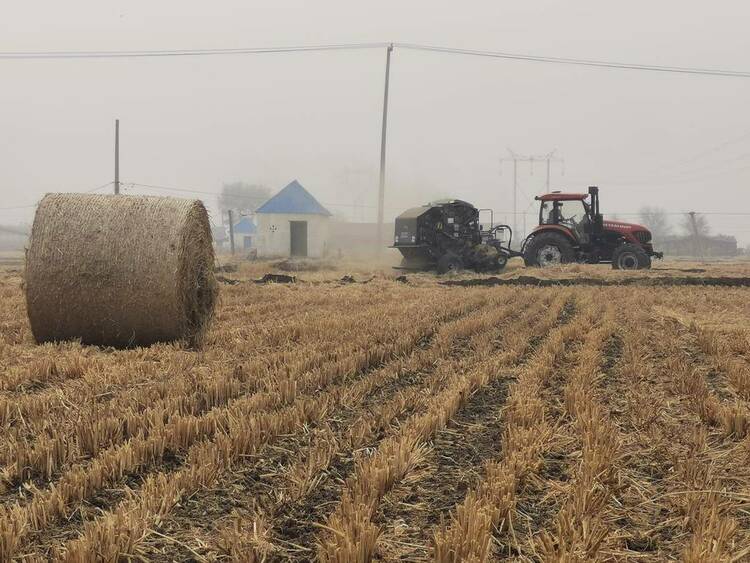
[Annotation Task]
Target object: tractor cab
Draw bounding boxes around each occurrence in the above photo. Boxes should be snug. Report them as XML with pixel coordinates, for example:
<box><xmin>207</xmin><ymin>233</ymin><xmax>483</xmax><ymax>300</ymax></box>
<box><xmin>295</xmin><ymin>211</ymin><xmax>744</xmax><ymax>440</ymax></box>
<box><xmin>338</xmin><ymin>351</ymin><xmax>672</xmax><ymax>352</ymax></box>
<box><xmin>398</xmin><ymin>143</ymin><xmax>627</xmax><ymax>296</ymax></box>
<box><xmin>535</xmin><ymin>188</ymin><xmax>605</xmax><ymax>244</ymax></box>
<box><xmin>523</xmin><ymin>186</ymin><xmax>662</xmax><ymax>269</ymax></box>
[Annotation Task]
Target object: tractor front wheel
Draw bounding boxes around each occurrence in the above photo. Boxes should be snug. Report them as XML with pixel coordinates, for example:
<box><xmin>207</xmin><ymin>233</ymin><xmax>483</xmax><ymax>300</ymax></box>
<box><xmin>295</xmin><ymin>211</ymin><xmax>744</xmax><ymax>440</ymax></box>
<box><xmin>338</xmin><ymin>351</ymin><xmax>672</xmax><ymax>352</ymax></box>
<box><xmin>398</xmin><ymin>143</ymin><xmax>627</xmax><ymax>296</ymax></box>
<box><xmin>612</xmin><ymin>244</ymin><xmax>651</xmax><ymax>270</ymax></box>
<box><xmin>523</xmin><ymin>232</ymin><xmax>576</xmax><ymax>267</ymax></box>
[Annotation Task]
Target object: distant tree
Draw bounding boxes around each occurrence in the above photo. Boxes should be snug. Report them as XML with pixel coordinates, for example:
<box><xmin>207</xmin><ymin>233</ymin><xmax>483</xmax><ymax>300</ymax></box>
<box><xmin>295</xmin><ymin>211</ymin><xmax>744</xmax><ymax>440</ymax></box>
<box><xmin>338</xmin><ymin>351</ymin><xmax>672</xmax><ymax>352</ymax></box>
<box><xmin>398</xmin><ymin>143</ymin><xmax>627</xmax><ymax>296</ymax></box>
<box><xmin>680</xmin><ymin>212</ymin><xmax>710</xmax><ymax>238</ymax></box>
<box><xmin>638</xmin><ymin>206</ymin><xmax>672</xmax><ymax>242</ymax></box>
<box><xmin>679</xmin><ymin>212</ymin><xmax>711</xmax><ymax>257</ymax></box>
<box><xmin>218</xmin><ymin>182</ymin><xmax>271</xmax><ymax>215</ymax></box>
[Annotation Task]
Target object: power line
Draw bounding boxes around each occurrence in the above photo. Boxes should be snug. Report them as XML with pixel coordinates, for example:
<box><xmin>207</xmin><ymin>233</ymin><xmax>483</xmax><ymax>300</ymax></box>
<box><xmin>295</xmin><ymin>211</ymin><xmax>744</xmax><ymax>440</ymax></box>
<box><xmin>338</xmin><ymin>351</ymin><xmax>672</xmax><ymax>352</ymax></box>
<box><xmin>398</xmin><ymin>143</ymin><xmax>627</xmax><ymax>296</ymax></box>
<box><xmin>4</xmin><ymin>181</ymin><xmax>749</xmax><ymax>217</ymax></box>
<box><xmin>2</xmin><ymin>41</ymin><xmax>750</xmax><ymax>79</ymax></box>
<box><xmin>123</xmin><ymin>182</ymin><xmax>226</xmax><ymax>198</ymax></box>
<box><xmin>397</xmin><ymin>43</ymin><xmax>750</xmax><ymax>78</ymax></box>
<box><xmin>86</xmin><ymin>181</ymin><xmax>115</xmax><ymax>193</ymax></box>
<box><xmin>0</xmin><ymin>42</ymin><xmax>388</xmax><ymax>60</ymax></box>
<box><xmin>0</xmin><ymin>181</ymin><xmax>112</xmax><ymax>210</ymax></box>
<box><xmin>125</xmin><ymin>182</ymin><xmax>750</xmax><ymax>216</ymax></box>
<box><xmin>0</xmin><ymin>203</ymin><xmax>37</xmax><ymax>211</ymax></box>
<box><xmin>123</xmin><ymin>181</ymin><xmax>404</xmax><ymax>211</ymax></box>
<box><xmin>3</xmin><ymin>179</ymin><xmax>750</xmax><ymax>222</ymax></box>
<box><xmin>675</xmin><ymin>130</ymin><xmax>750</xmax><ymax>165</ymax></box>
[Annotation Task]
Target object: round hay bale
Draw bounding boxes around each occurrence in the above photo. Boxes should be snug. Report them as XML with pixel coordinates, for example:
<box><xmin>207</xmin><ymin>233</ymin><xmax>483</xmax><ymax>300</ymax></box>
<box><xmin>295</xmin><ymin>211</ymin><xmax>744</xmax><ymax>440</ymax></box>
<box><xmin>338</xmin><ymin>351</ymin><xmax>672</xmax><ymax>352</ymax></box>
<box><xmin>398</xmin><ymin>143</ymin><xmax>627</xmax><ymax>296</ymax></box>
<box><xmin>25</xmin><ymin>193</ymin><xmax>217</xmax><ymax>347</ymax></box>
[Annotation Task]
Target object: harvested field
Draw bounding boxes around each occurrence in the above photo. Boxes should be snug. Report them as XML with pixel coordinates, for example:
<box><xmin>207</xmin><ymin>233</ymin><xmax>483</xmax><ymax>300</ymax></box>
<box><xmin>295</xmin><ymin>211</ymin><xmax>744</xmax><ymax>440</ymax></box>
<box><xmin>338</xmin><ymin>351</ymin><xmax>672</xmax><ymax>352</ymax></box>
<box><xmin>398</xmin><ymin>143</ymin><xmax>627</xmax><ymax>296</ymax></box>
<box><xmin>1</xmin><ymin>260</ymin><xmax>749</xmax><ymax>561</ymax></box>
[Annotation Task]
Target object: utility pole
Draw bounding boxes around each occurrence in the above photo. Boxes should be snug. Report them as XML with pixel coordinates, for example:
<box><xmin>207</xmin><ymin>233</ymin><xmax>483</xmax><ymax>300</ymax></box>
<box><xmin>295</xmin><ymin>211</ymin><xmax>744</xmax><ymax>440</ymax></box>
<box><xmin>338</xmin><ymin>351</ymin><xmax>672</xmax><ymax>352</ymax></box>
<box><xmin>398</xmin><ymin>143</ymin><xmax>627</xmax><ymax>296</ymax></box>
<box><xmin>114</xmin><ymin>119</ymin><xmax>120</xmax><ymax>195</ymax></box>
<box><xmin>376</xmin><ymin>43</ymin><xmax>393</xmax><ymax>253</ymax></box>
<box><xmin>227</xmin><ymin>209</ymin><xmax>236</xmax><ymax>255</ymax></box>
<box><xmin>512</xmin><ymin>155</ymin><xmax>518</xmax><ymax>242</ymax></box>
<box><xmin>500</xmin><ymin>149</ymin><xmax>564</xmax><ymax>246</ymax></box>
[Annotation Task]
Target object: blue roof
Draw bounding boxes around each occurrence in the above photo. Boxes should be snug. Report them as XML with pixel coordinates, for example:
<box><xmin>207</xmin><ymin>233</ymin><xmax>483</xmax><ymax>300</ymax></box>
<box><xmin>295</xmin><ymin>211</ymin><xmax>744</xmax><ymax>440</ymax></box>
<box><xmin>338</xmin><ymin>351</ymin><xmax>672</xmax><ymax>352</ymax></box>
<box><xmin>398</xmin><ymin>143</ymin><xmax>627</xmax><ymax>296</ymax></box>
<box><xmin>233</xmin><ymin>217</ymin><xmax>257</xmax><ymax>234</ymax></box>
<box><xmin>256</xmin><ymin>180</ymin><xmax>331</xmax><ymax>216</ymax></box>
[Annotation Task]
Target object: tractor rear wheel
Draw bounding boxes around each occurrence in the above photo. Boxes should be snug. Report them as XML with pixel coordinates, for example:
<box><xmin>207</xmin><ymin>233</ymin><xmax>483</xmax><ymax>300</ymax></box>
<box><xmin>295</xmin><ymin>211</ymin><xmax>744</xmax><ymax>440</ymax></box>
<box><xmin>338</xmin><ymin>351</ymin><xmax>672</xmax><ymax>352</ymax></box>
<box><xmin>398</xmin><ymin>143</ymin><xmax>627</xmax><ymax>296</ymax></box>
<box><xmin>612</xmin><ymin>244</ymin><xmax>651</xmax><ymax>270</ymax></box>
<box><xmin>523</xmin><ymin>232</ymin><xmax>576</xmax><ymax>267</ymax></box>
<box><xmin>437</xmin><ymin>253</ymin><xmax>464</xmax><ymax>274</ymax></box>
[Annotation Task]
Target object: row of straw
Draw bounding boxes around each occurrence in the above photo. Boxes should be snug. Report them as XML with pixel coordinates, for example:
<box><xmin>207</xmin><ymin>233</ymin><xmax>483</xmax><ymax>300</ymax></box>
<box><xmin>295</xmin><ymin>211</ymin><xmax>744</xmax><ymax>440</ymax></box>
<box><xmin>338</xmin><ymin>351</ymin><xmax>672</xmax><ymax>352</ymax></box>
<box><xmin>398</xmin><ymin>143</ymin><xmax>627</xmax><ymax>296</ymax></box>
<box><xmin>691</xmin><ymin>322</ymin><xmax>750</xmax><ymax>401</ymax></box>
<box><xmin>534</xmin><ymin>301</ymin><xmax>620</xmax><ymax>561</ymax></box>
<box><xmin>55</xmin><ymin>292</ymin><xmax>527</xmax><ymax>562</ymax></box>
<box><xmin>641</xmin><ymin>295</ymin><xmax>746</xmax><ymax>561</ymax></box>
<box><xmin>0</xmin><ymin>290</ymin><xmax>433</xmax><ymax>432</ymax></box>
<box><xmin>315</xmin><ymin>291</ymin><xmax>574</xmax><ymax>562</ymax></box>
<box><xmin>431</xmin><ymin>298</ymin><xmax>609</xmax><ymax>561</ymax></box>
<box><xmin>615</xmin><ymin>290</ymin><xmax>745</xmax><ymax>560</ymax></box>
<box><xmin>0</xmin><ymin>292</ymin><xmax>485</xmax><ymax>559</ymax></box>
<box><xmin>0</xmin><ymin>294</ymin><xmax>459</xmax><ymax>495</ymax></box>
<box><xmin>216</xmin><ymin>290</ymin><xmax>546</xmax><ymax>559</ymax></box>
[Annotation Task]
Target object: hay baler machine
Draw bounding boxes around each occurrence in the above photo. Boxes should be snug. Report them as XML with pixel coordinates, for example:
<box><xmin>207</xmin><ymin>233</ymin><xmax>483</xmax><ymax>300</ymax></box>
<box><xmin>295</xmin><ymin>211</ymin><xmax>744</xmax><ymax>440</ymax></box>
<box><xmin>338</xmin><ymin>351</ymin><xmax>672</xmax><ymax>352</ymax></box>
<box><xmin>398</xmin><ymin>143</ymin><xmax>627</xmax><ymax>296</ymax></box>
<box><xmin>392</xmin><ymin>199</ymin><xmax>521</xmax><ymax>273</ymax></box>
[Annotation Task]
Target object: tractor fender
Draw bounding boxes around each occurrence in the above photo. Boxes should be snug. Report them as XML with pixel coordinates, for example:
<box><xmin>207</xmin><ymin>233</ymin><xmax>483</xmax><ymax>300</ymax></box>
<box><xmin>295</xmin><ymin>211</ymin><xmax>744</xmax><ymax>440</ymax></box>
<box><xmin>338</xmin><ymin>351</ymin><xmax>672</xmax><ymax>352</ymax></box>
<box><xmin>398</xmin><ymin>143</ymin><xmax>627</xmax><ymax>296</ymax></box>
<box><xmin>523</xmin><ymin>225</ymin><xmax>577</xmax><ymax>250</ymax></box>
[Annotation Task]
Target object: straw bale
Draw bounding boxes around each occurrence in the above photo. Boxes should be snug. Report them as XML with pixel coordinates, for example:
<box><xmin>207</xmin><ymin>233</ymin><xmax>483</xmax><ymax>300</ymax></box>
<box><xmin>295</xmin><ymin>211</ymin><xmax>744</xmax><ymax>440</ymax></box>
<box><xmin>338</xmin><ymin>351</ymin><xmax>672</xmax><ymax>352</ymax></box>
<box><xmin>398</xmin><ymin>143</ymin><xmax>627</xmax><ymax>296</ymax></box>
<box><xmin>25</xmin><ymin>193</ymin><xmax>217</xmax><ymax>347</ymax></box>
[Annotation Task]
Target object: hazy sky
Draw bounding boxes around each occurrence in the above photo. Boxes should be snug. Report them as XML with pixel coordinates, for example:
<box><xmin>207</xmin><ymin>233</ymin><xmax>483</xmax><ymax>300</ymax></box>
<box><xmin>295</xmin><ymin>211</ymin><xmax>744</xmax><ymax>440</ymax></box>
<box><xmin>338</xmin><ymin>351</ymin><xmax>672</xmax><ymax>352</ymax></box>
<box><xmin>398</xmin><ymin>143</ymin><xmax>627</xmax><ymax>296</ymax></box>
<box><xmin>2</xmin><ymin>1</ymin><xmax>749</xmax><ymax>243</ymax></box>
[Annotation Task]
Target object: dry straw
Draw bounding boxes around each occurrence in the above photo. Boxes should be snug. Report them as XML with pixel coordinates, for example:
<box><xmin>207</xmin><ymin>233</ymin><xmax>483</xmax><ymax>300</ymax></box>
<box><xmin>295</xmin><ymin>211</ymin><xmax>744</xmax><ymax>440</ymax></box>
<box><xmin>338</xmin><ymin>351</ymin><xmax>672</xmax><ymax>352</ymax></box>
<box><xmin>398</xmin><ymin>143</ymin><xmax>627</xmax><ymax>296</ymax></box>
<box><xmin>25</xmin><ymin>193</ymin><xmax>217</xmax><ymax>347</ymax></box>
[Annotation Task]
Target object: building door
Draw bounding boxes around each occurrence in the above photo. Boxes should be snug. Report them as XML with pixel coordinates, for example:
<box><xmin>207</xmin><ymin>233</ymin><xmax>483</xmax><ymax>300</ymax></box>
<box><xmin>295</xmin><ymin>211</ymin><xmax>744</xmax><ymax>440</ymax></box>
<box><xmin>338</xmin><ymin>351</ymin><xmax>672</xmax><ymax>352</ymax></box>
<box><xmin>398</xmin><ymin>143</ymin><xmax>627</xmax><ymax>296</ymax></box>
<box><xmin>290</xmin><ymin>221</ymin><xmax>308</xmax><ymax>257</ymax></box>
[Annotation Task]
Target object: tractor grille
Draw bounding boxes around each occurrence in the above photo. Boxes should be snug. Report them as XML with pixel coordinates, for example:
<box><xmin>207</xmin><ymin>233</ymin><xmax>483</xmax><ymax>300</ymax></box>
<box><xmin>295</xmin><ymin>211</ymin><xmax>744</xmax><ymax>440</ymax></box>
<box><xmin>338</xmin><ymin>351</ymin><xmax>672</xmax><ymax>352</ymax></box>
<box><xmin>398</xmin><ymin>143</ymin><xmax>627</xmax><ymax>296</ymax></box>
<box><xmin>634</xmin><ymin>230</ymin><xmax>651</xmax><ymax>244</ymax></box>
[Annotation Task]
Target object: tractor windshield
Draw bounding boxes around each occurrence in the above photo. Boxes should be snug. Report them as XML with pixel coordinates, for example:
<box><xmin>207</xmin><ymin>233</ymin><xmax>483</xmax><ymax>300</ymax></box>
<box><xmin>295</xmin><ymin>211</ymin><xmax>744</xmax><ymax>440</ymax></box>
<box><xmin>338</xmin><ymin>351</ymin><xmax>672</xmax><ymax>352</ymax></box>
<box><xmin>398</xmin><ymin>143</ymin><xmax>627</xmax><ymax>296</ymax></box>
<box><xmin>557</xmin><ymin>201</ymin><xmax>588</xmax><ymax>229</ymax></box>
<box><xmin>540</xmin><ymin>200</ymin><xmax>589</xmax><ymax>228</ymax></box>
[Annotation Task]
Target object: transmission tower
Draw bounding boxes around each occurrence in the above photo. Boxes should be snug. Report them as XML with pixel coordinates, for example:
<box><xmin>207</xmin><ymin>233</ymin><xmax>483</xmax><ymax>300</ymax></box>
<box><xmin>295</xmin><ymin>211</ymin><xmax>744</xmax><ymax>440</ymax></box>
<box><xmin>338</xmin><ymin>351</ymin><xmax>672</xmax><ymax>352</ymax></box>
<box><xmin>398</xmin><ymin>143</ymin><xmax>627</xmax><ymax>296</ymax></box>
<box><xmin>499</xmin><ymin>149</ymin><xmax>564</xmax><ymax>244</ymax></box>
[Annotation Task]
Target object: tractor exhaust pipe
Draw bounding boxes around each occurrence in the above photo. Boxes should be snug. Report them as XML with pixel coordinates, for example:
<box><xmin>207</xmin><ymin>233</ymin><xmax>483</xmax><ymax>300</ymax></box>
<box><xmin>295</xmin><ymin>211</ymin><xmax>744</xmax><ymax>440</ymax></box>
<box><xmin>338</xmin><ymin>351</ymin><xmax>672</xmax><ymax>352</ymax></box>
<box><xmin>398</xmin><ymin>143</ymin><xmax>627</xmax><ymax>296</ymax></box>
<box><xmin>589</xmin><ymin>186</ymin><xmax>603</xmax><ymax>233</ymax></box>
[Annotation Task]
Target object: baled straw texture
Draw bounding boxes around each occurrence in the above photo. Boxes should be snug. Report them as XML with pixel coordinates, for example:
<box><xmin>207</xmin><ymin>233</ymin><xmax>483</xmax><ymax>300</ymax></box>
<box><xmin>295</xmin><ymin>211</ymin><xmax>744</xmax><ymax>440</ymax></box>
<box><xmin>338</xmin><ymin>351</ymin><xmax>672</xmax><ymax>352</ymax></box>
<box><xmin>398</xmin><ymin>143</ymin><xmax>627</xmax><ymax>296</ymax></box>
<box><xmin>25</xmin><ymin>193</ymin><xmax>217</xmax><ymax>347</ymax></box>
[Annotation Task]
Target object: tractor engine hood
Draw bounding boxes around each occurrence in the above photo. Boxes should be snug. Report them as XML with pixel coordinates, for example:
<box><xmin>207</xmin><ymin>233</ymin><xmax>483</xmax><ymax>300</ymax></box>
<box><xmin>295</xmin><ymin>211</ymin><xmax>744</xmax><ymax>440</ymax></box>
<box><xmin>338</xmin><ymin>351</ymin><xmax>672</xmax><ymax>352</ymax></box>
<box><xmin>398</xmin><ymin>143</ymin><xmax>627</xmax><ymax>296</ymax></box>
<box><xmin>603</xmin><ymin>219</ymin><xmax>649</xmax><ymax>234</ymax></box>
<box><xmin>602</xmin><ymin>219</ymin><xmax>653</xmax><ymax>244</ymax></box>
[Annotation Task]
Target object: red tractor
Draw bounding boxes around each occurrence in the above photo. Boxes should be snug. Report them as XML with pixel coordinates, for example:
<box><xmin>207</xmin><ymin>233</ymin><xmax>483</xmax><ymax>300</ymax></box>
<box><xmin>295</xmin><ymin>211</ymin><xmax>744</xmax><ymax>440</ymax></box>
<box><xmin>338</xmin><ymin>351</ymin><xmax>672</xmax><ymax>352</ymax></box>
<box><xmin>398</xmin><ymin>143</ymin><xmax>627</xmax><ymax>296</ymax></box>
<box><xmin>521</xmin><ymin>186</ymin><xmax>663</xmax><ymax>269</ymax></box>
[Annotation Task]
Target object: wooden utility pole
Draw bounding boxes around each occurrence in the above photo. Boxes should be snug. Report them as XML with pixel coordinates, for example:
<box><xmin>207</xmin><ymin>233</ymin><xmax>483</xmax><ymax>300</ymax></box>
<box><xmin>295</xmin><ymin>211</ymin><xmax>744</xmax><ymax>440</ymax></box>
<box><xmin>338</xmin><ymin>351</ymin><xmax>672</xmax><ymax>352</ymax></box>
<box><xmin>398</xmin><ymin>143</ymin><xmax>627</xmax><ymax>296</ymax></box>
<box><xmin>114</xmin><ymin>119</ymin><xmax>120</xmax><ymax>195</ymax></box>
<box><xmin>512</xmin><ymin>156</ymin><xmax>518</xmax><ymax>243</ymax></box>
<box><xmin>228</xmin><ymin>209</ymin><xmax>236</xmax><ymax>255</ymax></box>
<box><xmin>376</xmin><ymin>43</ymin><xmax>393</xmax><ymax>253</ymax></box>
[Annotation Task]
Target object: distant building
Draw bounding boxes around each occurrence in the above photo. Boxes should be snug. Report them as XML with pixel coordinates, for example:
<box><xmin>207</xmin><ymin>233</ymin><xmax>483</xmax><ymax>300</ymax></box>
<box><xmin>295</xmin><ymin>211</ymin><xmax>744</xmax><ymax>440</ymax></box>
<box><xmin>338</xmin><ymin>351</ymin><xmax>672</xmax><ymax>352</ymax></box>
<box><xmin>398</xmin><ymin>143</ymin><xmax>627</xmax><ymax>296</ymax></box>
<box><xmin>233</xmin><ymin>216</ymin><xmax>257</xmax><ymax>250</ymax></box>
<box><xmin>254</xmin><ymin>180</ymin><xmax>332</xmax><ymax>258</ymax></box>
<box><xmin>660</xmin><ymin>234</ymin><xmax>738</xmax><ymax>257</ymax></box>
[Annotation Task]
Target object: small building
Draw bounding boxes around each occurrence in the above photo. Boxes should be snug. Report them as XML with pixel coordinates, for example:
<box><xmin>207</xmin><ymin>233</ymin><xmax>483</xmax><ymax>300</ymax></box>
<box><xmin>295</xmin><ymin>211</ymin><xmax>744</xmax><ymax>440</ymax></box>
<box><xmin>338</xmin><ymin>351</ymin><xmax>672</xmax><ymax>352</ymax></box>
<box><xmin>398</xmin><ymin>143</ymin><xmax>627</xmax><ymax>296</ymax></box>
<box><xmin>233</xmin><ymin>217</ymin><xmax>257</xmax><ymax>250</ymax></box>
<box><xmin>254</xmin><ymin>180</ymin><xmax>332</xmax><ymax>258</ymax></box>
<box><xmin>660</xmin><ymin>234</ymin><xmax>739</xmax><ymax>257</ymax></box>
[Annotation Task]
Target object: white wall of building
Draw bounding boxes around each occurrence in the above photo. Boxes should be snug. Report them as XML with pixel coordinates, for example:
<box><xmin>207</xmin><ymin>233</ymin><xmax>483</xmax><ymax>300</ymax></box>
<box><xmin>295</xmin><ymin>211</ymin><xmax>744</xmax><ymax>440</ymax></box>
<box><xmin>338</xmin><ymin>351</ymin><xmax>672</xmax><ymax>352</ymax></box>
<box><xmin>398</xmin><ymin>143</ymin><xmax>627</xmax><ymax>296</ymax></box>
<box><xmin>255</xmin><ymin>213</ymin><xmax>330</xmax><ymax>258</ymax></box>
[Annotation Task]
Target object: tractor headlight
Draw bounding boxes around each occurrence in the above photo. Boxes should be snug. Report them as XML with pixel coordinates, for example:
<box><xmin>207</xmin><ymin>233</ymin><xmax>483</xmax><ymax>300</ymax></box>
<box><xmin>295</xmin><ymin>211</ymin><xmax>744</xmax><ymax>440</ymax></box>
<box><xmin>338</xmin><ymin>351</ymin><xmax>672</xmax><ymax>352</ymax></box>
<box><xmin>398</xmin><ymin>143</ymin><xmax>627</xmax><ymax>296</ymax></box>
<box><xmin>411</xmin><ymin>235</ymin><xmax>416</xmax><ymax>243</ymax></box>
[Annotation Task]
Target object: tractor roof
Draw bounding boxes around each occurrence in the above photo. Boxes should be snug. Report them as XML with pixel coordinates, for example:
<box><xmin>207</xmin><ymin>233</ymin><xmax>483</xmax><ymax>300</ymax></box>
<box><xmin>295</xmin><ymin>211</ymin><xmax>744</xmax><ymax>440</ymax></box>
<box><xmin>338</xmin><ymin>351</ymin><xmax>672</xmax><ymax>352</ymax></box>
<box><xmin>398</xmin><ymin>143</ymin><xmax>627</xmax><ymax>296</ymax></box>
<box><xmin>536</xmin><ymin>192</ymin><xmax>589</xmax><ymax>202</ymax></box>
